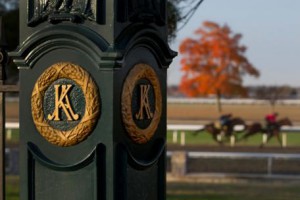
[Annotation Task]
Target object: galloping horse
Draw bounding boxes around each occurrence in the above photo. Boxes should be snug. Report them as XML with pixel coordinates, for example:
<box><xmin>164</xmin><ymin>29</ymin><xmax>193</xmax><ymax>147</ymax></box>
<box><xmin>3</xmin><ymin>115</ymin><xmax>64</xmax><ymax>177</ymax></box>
<box><xmin>193</xmin><ymin>117</ymin><xmax>246</xmax><ymax>144</ymax></box>
<box><xmin>203</xmin><ymin>123</ymin><xmax>223</xmax><ymax>144</ymax></box>
<box><xmin>238</xmin><ymin>122</ymin><xmax>264</xmax><ymax>141</ymax></box>
<box><xmin>222</xmin><ymin>117</ymin><xmax>246</xmax><ymax>138</ymax></box>
<box><xmin>193</xmin><ymin>123</ymin><xmax>223</xmax><ymax>144</ymax></box>
<box><xmin>260</xmin><ymin>117</ymin><xmax>293</xmax><ymax>147</ymax></box>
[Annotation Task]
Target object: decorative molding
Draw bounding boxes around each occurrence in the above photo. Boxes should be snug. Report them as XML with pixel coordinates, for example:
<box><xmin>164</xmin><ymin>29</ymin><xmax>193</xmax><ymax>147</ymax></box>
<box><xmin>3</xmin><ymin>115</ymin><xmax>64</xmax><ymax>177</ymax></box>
<box><xmin>27</xmin><ymin>142</ymin><xmax>99</xmax><ymax>170</ymax></box>
<box><xmin>27</xmin><ymin>0</ymin><xmax>105</xmax><ymax>27</ymax></box>
<box><xmin>121</xmin><ymin>63</ymin><xmax>162</xmax><ymax>144</ymax></box>
<box><xmin>31</xmin><ymin>62</ymin><xmax>100</xmax><ymax>147</ymax></box>
<box><xmin>9</xmin><ymin>25</ymin><xmax>115</xmax><ymax>70</ymax></box>
<box><xmin>115</xmin><ymin>28</ymin><xmax>177</xmax><ymax>68</ymax></box>
<box><xmin>27</xmin><ymin>142</ymin><xmax>105</xmax><ymax>171</ymax></box>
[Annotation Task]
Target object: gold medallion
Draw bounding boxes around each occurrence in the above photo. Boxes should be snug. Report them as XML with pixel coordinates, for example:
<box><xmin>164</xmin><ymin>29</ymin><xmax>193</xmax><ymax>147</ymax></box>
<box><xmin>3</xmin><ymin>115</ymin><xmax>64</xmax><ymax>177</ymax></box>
<box><xmin>122</xmin><ymin>63</ymin><xmax>162</xmax><ymax>144</ymax></box>
<box><xmin>31</xmin><ymin>62</ymin><xmax>100</xmax><ymax>147</ymax></box>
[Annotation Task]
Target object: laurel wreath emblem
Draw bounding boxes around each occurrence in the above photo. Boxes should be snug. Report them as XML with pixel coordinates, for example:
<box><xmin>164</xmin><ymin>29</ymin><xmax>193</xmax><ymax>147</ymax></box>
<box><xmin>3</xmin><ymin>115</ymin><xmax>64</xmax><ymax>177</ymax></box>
<box><xmin>31</xmin><ymin>62</ymin><xmax>100</xmax><ymax>147</ymax></box>
<box><xmin>121</xmin><ymin>64</ymin><xmax>162</xmax><ymax>144</ymax></box>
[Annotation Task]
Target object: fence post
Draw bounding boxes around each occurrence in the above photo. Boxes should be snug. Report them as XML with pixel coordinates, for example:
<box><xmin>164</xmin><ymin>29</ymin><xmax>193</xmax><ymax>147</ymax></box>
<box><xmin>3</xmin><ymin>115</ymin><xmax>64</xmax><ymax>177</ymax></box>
<box><xmin>171</xmin><ymin>151</ymin><xmax>187</xmax><ymax>177</ymax></box>
<box><xmin>267</xmin><ymin>157</ymin><xmax>273</xmax><ymax>176</ymax></box>
<box><xmin>180</xmin><ymin>131</ymin><xmax>186</xmax><ymax>146</ymax></box>
<box><xmin>217</xmin><ymin>134</ymin><xmax>222</xmax><ymax>142</ymax></box>
<box><xmin>6</xmin><ymin>128</ymin><xmax>12</xmax><ymax>141</ymax></box>
<box><xmin>262</xmin><ymin>133</ymin><xmax>268</xmax><ymax>144</ymax></box>
<box><xmin>230</xmin><ymin>135</ymin><xmax>235</xmax><ymax>147</ymax></box>
<box><xmin>282</xmin><ymin>133</ymin><xmax>287</xmax><ymax>147</ymax></box>
<box><xmin>173</xmin><ymin>130</ymin><xmax>178</xmax><ymax>143</ymax></box>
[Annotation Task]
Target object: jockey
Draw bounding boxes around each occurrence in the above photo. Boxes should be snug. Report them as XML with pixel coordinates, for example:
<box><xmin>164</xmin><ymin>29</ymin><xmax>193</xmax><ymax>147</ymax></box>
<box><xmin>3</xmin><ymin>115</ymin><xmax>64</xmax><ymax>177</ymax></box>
<box><xmin>219</xmin><ymin>113</ymin><xmax>232</xmax><ymax>131</ymax></box>
<box><xmin>265</xmin><ymin>112</ymin><xmax>278</xmax><ymax>133</ymax></box>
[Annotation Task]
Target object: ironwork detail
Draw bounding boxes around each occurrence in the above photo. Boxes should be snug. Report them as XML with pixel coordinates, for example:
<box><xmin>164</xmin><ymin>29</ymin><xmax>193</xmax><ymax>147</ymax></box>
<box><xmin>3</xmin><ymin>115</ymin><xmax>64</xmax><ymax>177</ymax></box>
<box><xmin>117</xmin><ymin>0</ymin><xmax>166</xmax><ymax>25</ymax></box>
<box><xmin>122</xmin><ymin>63</ymin><xmax>162</xmax><ymax>144</ymax></box>
<box><xmin>27</xmin><ymin>0</ymin><xmax>103</xmax><ymax>27</ymax></box>
<box><xmin>31</xmin><ymin>62</ymin><xmax>100</xmax><ymax>147</ymax></box>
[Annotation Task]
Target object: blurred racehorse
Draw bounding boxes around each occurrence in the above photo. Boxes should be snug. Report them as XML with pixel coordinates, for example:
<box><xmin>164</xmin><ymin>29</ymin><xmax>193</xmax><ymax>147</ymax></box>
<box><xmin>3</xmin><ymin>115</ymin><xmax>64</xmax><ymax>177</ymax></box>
<box><xmin>260</xmin><ymin>117</ymin><xmax>292</xmax><ymax>147</ymax></box>
<box><xmin>222</xmin><ymin>117</ymin><xmax>246</xmax><ymax>138</ymax></box>
<box><xmin>239</xmin><ymin>117</ymin><xmax>292</xmax><ymax>147</ymax></box>
<box><xmin>194</xmin><ymin>117</ymin><xmax>246</xmax><ymax>144</ymax></box>
<box><xmin>238</xmin><ymin>123</ymin><xmax>264</xmax><ymax>141</ymax></box>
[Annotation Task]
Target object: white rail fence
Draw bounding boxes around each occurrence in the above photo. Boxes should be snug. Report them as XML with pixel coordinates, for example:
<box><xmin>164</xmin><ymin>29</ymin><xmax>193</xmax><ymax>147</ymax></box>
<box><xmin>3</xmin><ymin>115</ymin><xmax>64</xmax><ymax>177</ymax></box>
<box><xmin>5</xmin><ymin>122</ymin><xmax>300</xmax><ymax>179</ymax></box>
<box><xmin>168</xmin><ymin>97</ymin><xmax>300</xmax><ymax>105</ymax></box>
<box><xmin>5</xmin><ymin>122</ymin><xmax>300</xmax><ymax>147</ymax></box>
<box><xmin>167</xmin><ymin>124</ymin><xmax>300</xmax><ymax>147</ymax></box>
<box><xmin>5</xmin><ymin>122</ymin><xmax>19</xmax><ymax>140</ymax></box>
<box><xmin>167</xmin><ymin>151</ymin><xmax>300</xmax><ymax>179</ymax></box>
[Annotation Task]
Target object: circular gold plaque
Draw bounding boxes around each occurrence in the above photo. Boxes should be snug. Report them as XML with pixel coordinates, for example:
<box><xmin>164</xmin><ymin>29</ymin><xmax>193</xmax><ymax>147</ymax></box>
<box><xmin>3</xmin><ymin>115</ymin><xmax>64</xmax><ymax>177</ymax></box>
<box><xmin>31</xmin><ymin>62</ymin><xmax>100</xmax><ymax>147</ymax></box>
<box><xmin>122</xmin><ymin>63</ymin><xmax>162</xmax><ymax>144</ymax></box>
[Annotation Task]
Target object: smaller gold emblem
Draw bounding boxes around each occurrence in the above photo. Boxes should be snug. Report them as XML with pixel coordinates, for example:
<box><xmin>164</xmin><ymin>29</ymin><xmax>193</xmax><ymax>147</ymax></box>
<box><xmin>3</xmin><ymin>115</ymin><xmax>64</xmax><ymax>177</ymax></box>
<box><xmin>135</xmin><ymin>84</ymin><xmax>153</xmax><ymax>120</ymax></box>
<box><xmin>31</xmin><ymin>62</ymin><xmax>100</xmax><ymax>147</ymax></box>
<box><xmin>122</xmin><ymin>64</ymin><xmax>162</xmax><ymax>144</ymax></box>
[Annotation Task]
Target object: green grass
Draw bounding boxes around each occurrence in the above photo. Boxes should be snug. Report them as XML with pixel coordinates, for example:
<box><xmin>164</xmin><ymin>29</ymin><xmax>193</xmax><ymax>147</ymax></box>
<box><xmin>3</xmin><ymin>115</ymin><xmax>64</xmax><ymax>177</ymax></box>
<box><xmin>167</xmin><ymin>181</ymin><xmax>300</xmax><ymax>200</ymax></box>
<box><xmin>6</xmin><ymin>129</ymin><xmax>19</xmax><ymax>145</ymax></box>
<box><xmin>6</xmin><ymin>176</ymin><xmax>19</xmax><ymax>200</ymax></box>
<box><xmin>7</xmin><ymin>176</ymin><xmax>300</xmax><ymax>200</ymax></box>
<box><xmin>167</xmin><ymin>130</ymin><xmax>300</xmax><ymax>147</ymax></box>
<box><xmin>5</xmin><ymin>129</ymin><xmax>300</xmax><ymax>200</ymax></box>
<box><xmin>168</xmin><ymin>195</ymin><xmax>228</xmax><ymax>200</ymax></box>
<box><xmin>7</xmin><ymin>128</ymin><xmax>300</xmax><ymax>147</ymax></box>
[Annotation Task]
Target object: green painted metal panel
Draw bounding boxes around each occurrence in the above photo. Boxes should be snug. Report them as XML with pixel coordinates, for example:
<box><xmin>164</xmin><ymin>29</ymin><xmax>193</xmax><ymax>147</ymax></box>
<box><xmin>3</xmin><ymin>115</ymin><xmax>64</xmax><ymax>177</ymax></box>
<box><xmin>11</xmin><ymin>0</ymin><xmax>176</xmax><ymax>199</ymax></box>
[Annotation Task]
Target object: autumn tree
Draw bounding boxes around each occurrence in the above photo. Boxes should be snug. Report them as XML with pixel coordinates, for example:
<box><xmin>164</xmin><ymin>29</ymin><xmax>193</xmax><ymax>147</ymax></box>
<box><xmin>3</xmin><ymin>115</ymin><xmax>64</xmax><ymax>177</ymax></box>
<box><xmin>179</xmin><ymin>21</ymin><xmax>260</xmax><ymax>112</ymax></box>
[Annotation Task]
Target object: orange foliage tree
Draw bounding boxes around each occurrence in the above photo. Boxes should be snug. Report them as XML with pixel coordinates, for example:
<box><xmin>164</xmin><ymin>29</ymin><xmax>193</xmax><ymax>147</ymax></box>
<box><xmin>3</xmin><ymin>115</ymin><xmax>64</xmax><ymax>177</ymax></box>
<box><xmin>179</xmin><ymin>21</ymin><xmax>260</xmax><ymax>102</ymax></box>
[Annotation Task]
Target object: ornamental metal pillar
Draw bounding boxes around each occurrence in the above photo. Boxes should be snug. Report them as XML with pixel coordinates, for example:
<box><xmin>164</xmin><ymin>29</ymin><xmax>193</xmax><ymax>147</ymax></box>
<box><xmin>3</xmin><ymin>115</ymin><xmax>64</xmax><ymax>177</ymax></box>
<box><xmin>0</xmin><ymin>16</ymin><xmax>7</xmax><ymax>200</ymax></box>
<box><xmin>11</xmin><ymin>0</ymin><xmax>176</xmax><ymax>199</ymax></box>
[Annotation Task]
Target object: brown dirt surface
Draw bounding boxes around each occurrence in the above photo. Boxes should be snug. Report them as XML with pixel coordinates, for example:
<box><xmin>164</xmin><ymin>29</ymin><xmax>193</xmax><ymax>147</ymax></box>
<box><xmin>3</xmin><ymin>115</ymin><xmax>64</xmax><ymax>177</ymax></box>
<box><xmin>6</xmin><ymin>99</ymin><xmax>19</xmax><ymax>122</ymax></box>
<box><xmin>7</xmin><ymin>98</ymin><xmax>300</xmax><ymax>124</ymax></box>
<box><xmin>168</xmin><ymin>103</ymin><xmax>300</xmax><ymax>125</ymax></box>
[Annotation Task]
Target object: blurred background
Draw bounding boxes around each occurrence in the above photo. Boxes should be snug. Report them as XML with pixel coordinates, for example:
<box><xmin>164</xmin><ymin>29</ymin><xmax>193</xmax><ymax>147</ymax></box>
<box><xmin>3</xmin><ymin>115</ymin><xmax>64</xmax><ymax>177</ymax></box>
<box><xmin>1</xmin><ymin>0</ymin><xmax>300</xmax><ymax>199</ymax></box>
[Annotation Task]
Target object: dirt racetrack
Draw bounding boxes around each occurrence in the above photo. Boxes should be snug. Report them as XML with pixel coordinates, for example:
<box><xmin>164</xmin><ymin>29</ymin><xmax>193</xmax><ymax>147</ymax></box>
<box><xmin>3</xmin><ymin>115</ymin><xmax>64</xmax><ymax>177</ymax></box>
<box><xmin>6</xmin><ymin>99</ymin><xmax>19</xmax><ymax>122</ymax></box>
<box><xmin>6</xmin><ymin>98</ymin><xmax>300</xmax><ymax>125</ymax></box>
<box><xmin>168</xmin><ymin>102</ymin><xmax>300</xmax><ymax>125</ymax></box>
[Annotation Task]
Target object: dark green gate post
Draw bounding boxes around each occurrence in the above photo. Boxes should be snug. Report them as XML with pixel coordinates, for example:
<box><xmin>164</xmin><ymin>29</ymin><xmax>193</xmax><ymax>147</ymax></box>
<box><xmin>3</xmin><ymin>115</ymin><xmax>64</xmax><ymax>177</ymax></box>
<box><xmin>11</xmin><ymin>0</ymin><xmax>176</xmax><ymax>199</ymax></box>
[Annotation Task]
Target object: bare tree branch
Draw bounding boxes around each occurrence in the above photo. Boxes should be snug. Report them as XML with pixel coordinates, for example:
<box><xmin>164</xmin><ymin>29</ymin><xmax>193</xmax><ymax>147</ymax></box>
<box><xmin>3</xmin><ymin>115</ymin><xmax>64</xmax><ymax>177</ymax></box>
<box><xmin>177</xmin><ymin>0</ymin><xmax>205</xmax><ymax>31</ymax></box>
